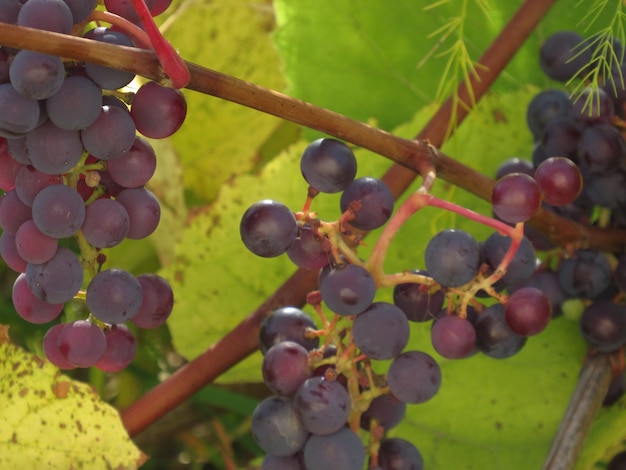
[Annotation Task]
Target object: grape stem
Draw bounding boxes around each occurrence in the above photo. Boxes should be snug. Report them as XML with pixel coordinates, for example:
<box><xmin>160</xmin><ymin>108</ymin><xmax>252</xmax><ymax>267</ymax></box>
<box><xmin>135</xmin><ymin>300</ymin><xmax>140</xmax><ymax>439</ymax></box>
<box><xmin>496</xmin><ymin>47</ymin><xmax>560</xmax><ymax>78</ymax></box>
<box><xmin>542</xmin><ymin>354</ymin><xmax>613</xmax><ymax>470</ymax></box>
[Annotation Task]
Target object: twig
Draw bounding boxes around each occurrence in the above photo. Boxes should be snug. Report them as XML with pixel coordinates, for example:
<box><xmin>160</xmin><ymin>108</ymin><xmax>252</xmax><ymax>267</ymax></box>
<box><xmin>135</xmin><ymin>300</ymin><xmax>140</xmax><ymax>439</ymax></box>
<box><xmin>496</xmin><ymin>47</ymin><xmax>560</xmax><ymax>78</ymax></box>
<box><xmin>542</xmin><ymin>354</ymin><xmax>614</xmax><ymax>470</ymax></box>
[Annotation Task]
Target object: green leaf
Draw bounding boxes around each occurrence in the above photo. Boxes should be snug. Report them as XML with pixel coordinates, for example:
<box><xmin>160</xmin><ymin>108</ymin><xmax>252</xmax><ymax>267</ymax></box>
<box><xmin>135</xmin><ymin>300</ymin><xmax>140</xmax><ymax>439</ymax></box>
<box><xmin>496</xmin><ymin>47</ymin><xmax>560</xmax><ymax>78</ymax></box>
<box><xmin>0</xmin><ymin>326</ymin><xmax>146</xmax><ymax>469</ymax></box>
<box><xmin>158</xmin><ymin>0</ymin><xmax>288</xmax><ymax>203</ymax></box>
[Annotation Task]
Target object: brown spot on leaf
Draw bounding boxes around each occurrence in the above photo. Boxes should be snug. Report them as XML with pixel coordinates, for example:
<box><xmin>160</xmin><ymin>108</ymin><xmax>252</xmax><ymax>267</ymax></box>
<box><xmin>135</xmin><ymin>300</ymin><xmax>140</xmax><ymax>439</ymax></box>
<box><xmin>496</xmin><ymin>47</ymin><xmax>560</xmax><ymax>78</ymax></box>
<box><xmin>19</xmin><ymin>387</ymin><xmax>28</xmax><ymax>397</ymax></box>
<box><xmin>494</xmin><ymin>421</ymin><xmax>503</xmax><ymax>430</ymax></box>
<box><xmin>52</xmin><ymin>381</ymin><xmax>70</xmax><ymax>398</ymax></box>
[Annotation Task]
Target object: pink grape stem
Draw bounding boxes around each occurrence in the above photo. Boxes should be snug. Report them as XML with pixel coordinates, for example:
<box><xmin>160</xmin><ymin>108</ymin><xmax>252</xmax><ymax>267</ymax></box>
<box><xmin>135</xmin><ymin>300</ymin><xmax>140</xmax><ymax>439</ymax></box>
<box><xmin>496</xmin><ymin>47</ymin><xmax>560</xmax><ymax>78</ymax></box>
<box><xmin>130</xmin><ymin>0</ymin><xmax>190</xmax><ymax>88</ymax></box>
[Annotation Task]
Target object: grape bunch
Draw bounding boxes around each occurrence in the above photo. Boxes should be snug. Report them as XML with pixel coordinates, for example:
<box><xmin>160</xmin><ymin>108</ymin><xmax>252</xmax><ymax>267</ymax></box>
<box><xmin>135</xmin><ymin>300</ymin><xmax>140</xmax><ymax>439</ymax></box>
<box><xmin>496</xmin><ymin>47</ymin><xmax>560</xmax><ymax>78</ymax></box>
<box><xmin>0</xmin><ymin>0</ymin><xmax>184</xmax><ymax>371</ymax></box>
<box><xmin>495</xmin><ymin>29</ymin><xmax>626</xmax><ymax>402</ymax></box>
<box><xmin>239</xmin><ymin>134</ymin><xmax>569</xmax><ymax>468</ymax></box>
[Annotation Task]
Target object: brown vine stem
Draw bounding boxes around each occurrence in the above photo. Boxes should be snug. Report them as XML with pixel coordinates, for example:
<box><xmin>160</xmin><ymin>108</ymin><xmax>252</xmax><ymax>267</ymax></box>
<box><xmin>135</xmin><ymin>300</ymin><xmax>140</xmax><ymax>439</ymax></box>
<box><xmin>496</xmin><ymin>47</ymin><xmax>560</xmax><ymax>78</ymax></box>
<box><xmin>0</xmin><ymin>3</ymin><xmax>616</xmax><ymax>452</ymax></box>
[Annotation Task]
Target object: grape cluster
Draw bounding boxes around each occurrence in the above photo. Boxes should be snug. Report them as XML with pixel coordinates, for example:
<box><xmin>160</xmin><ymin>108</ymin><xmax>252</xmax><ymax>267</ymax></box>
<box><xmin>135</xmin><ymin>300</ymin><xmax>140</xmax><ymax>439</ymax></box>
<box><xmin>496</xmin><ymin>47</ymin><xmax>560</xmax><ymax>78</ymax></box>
<box><xmin>497</xmin><ymin>30</ymin><xmax>626</xmax><ymax>401</ymax></box>
<box><xmin>240</xmin><ymin>136</ymin><xmax>562</xmax><ymax>469</ymax></box>
<box><xmin>0</xmin><ymin>0</ymin><xmax>183</xmax><ymax>371</ymax></box>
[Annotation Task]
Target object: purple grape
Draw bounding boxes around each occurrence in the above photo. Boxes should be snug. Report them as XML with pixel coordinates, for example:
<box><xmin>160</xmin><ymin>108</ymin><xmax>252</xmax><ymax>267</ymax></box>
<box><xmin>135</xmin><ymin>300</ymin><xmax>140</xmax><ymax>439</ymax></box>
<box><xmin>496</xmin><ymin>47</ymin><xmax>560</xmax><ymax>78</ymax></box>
<box><xmin>262</xmin><ymin>341</ymin><xmax>312</xmax><ymax>396</ymax></box>
<box><xmin>261</xmin><ymin>454</ymin><xmax>303</xmax><ymax>470</ymax></box>
<box><xmin>505</xmin><ymin>287</ymin><xmax>552</xmax><ymax>336</ymax></box>
<box><xmin>259</xmin><ymin>307</ymin><xmax>319</xmax><ymax>354</ymax></box>
<box><xmin>81</xmin><ymin>198</ymin><xmax>130</xmax><ymax>248</ymax></box>
<box><xmin>571</xmin><ymin>87</ymin><xmax>615</xmax><ymax>124</ymax></box>
<box><xmin>86</xmin><ymin>269</ymin><xmax>143</xmax><ymax>324</ymax></box>
<box><xmin>535</xmin><ymin>156</ymin><xmax>583</xmax><ymax>206</ymax></box>
<box><xmin>378</xmin><ymin>438</ymin><xmax>424</xmax><ymax>470</ymax></box>
<box><xmin>81</xmin><ymin>105</ymin><xmax>137</xmax><ymax>160</ymax></box>
<box><xmin>424</xmin><ymin>229</ymin><xmax>480</xmax><ymax>288</ymax></box>
<box><xmin>352</xmin><ymin>302</ymin><xmax>409</xmax><ymax>360</ymax></box>
<box><xmin>0</xmin><ymin>139</ymin><xmax>24</xmax><ymax>191</ymax></box>
<box><xmin>496</xmin><ymin>157</ymin><xmax>534</xmax><ymax>179</ymax></box>
<box><xmin>300</xmin><ymin>138</ymin><xmax>357</xmax><ymax>193</ymax></box>
<box><xmin>26</xmin><ymin>120</ymin><xmax>84</xmax><ymax>174</ymax></box>
<box><xmin>240</xmin><ymin>199</ymin><xmax>297</xmax><ymax>258</ymax></box>
<box><xmin>387</xmin><ymin>351</ymin><xmax>441</xmax><ymax>404</ymax></box>
<box><xmin>526</xmin><ymin>89</ymin><xmax>571</xmax><ymax>140</ymax></box>
<box><xmin>431</xmin><ymin>314</ymin><xmax>477</xmax><ymax>359</ymax></box>
<box><xmin>131</xmin><ymin>274</ymin><xmax>174</xmax><ymax>329</ymax></box>
<box><xmin>0</xmin><ymin>231</ymin><xmax>27</xmax><ymax>273</ymax></box>
<box><xmin>294</xmin><ymin>376</ymin><xmax>350</xmax><ymax>435</ymax></box>
<box><xmin>303</xmin><ymin>428</ymin><xmax>365</xmax><ymax>470</ymax></box>
<box><xmin>577</xmin><ymin>124</ymin><xmax>626</xmax><ymax>174</ymax></box>
<box><xmin>557</xmin><ymin>249</ymin><xmax>612</xmax><ymax>300</ymax></box>
<box><xmin>32</xmin><ymin>184</ymin><xmax>85</xmax><ymax>238</ymax></box>
<box><xmin>616</xmin><ymin>253</ymin><xmax>626</xmax><ymax>293</ymax></box>
<box><xmin>360</xmin><ymin>394</ymin><xmax>406</xmax><ymax>432</ymax></box>
<box><xmin>393</xmin><ymin>271</ymin><xmax>445</xmax><ymax>322</ymax></box>
<box><xmin>539</xmin><ymin>31</ymin><xmax>591</xmax><ymax>82</ymax></box>
<box><xmin>603</xmin><ymin>373</ymin><xmax>625</xmax><ymax>407</ymax></box>
<box><xmin>0</xmin><ymin>83</ymin><xmax>40</xmax><ymax>137</ymax></box>
<box><xmin>106</xmin><ymin>136</ymin><xmax>157</xmax><ymax>189</ymax></box>
<box><xmin>481</xmin><ymin>233</ymin><xmax>536</xmax><ymax>287</ymax></box>
<box><xmin>608</xmin><ymin>451</ymin><xmax>626</xmax><ymax>470</ymax></box>
<box><xmin>319</xmin><ymin>263</ymin><xmax>376</xmax><ymax>316</ymax></box>
<box><xmin>46</xmin><ymin>75</ymin><xmax>102</xmax><ymax>130</ymax></box>
<box><xmin>83</xmin><ymin>28</ymin><xmax>135</xmax><ymax>90</ymax></box>
<box><xmin>15</xmin><ymin>219</ymin><xmax>57</xmax><ymax>264</ymax></box>
<box><xmin>42</xmin><ymin>323</ymin><xmax>76</xmax><ymax>369</ymax></box>
<box><xmin>0</xmin><ymin>189</ymin><xmax>33</xmax><ymax>235</ymax></box>
<box><xmin>508</xmin><ymin>270</ymin><xmax>567</xmax><ymax>318</ymax></box>
<box><xmin>17</xmin><ymin>0</ymin><xmax>73</xmax><ymax>34</ymax></box>
<box><xmin>14</xmin><ymin>166</ymin><xmax>62</xmax><ymax>206</ymax></box>
<box><xmin>585</xmin><ymin>170</ymin><xmax>626</xmax><ymax>210</ymax></box>
<box><xmin>57</xmin><ymin>320</ymin><xmax>107</xmax><ymax>368</ymax></box>
<box><xmin>104</xmin><ymin>0</ymin><xmax>156</xmax><ymax>23</ymax></box>
<box><xmin>95</xmin><ymin>324</ymin><xmax>137</xmax><ymax>372</ymax></box>
<box><xmin>25</xmin><ymin>246</ymin><xmax>83</xmax><ymax>303</ymax></box>
<box><xmin>131</xmin><ymin>81</ymin><xmax>186</xmax><ymax>139</ymax></box>
<box><xmin>63</xmin><ymin>0</ymin><xmax>96</xmax><ymax>23</ymax></box>
<box><xmin>286</xmin><ymin>224</ymin><xmax>331</xmax><ymax>270</ymax></box>
<box><xmin>12</xmin><ymin>273</ymin><xmax>63</xmax><ymax>324</ymax></box>
<box><xmin>340</xmin><ymin>177</ymin><xmax>394</xmax><ymax>230</ymax></box>
<box><xmin>10</xmin><ymin>50</ymin><xmax>64</xmax><ymax>100</ymax></box>
<box><xmin>492</xmin><ymin>173</ymin><xmax>542</xmax><ymax>224</ymax></box>
<box><xmin>539</xmin><ymin>116</ymin><xmax>584</xmax><ymax>163</ymax></box>
<box><xmin>475</xmin><ymin>303</ymin><xmax>527</xmax><ymax>359</ymax></box>
<box><xmin>115</xmin><ymin>187</ymin><xmax>161</xmax><ymax>239</ymax></box>
<box><xmin>251</xmin><ymin>396</ymin><xmax>309</xmax><ymax>457</ymax></box>
<box><xmin>580</xmin><ymin>301</ymin><xmax>626</xmax><ymax>352</ymax></box>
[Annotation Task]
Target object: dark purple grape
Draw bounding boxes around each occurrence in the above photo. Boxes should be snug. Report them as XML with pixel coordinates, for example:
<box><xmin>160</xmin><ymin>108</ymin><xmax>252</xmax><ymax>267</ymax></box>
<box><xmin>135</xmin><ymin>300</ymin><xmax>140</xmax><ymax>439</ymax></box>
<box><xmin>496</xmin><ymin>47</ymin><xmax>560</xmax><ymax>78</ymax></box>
<box><xmin>261</xmin><ymin>454</ymin><xmax>303</xmax><ymax>470</ymax></box>
<box><xmin>240</xmin><ymin>199</ymin><xmax>297</xmax><ymax>258</ymax></box>
<box><xmin>557</xmin><ymin>250</ymin><xmax>612</xmax><ymax>300</ymax></box>
<box><xmin>94</xmin><ymin>324</ymin><xmax>137</xmax><ymax>373</ymax></box>
<box><xmin>115</xmin><ymin>187</ymin><xmax>161</xmax><ymax>239</ymax></box>
<box><xmin>46</xmin><ymin>75</ymin><xmax>102</xmax><ymax>130</ymax></box>
<box><xmin>259</xmin><ymin>307</ymin><xmax>319</xmax><ymax>354</ymax></box>
<box><xmin>17</xmin><ymin>0</ymin><xmax>73</xmax><ymax>34</ymax></box>
<box><xmin>251</xmin><ymin>396</ymin><xmax>309</xmax><ymax>457</ymax></box>
<box><xmin>294</xmin><ymin>376</ymin><xmax>350</xmax><ymax>435</ymax></box>
<box><xmin>0</xmin><ymin>83</ymin><xmax>40</xmax><ymax>137</ymax></box>
<box><xmin>81</xmin><ymin>198</ymin><xmax>130</xmax><ymax>248</ymax></box>
<box><xmin>577</xmin><ymin>124</ymin><xmax>626</xmax><ymax>174</ymax></box>
<box><xmin>12</xmin><ymin>272</ymin><xmax>63</xmax><ymax>324</ymax></box>
<box><xmin>475</xmin><ymin>303</ymin><xmax>527</xmax><ymax>359</ymax></box>
<box><xmin>14</xmin><ymin>166</ymin><xmax>62</xmax><ymax>206</ymax></box>
<box><xmin>508</xmin><ymin>270</ymin><xmax>567</xmax><ymax>318</ymax></box>
<box><xmin>584</xmin><ymin>169</ymin><xmax>626</xmax><ymax>209</ymax></box>
<box><xmin>526</xmin><ymin>89</ymin><xmax>571</xmax><ymax>140</ymax></box>
<box><xmin>86</xmin><ymin>269</ymin><xmax>143</xmax><ymax>324</ymax></box>
<box><xmin>571</xmin><ymin>87</ymin><xmax>615</xmax><ymax>124</ymax></box>
<box><xmin>32</xmin><ymin>184</ymin><xmax>85</xmax><ymax>238</ymax></box>
<box><xmin>505</xmin><ymin>287</ymin><xmax>552</xmax><ymax>336</ymax></box>
<box><xmin>300</xmin><ymin>138</ymin><xmax>357</xmax><ymax>193</ymax></box>
<box><xmin>26</xmin><ymin>120</ymin><xmax>84</xmax><ymax>174</ymax></box>
<box><xmin>10</xmin><ymin>50</ymin><xmax>64</xmax><ymax>100</ymax></box>
<box><xmin>0</xmin><ymin>231</ymin><xmax>27</xmax><ymax>273</ymax></box>
<box><xmin>352</xmin><ymin>302</ymin><xmax>409</xmax><ymax>360</ymax></box>
<box><xmin>360</xmin><ymin>394</ymin><xmax>406</xmax><ymax>432</ymax></box>
<box><xmin>387</xmin><ymin>350</ymin><xmax>441</xmax><ymax>404</ymax></box>
<box><xmin>431</xmin><ymin>314</ymin><xmax>476</xmax><ymax>359</ymax></box>
<box><xmin>303</xmin><ymin>428</ymin><xmax>365</xmax><ymax>470</ymax></box>
<box><xmin>393</xmin><ymin>272</ymin><xmax>445</xmax><ymax>322</ymax></box>
<box><xmin>58</xmin><ymin>320</ymin><xmax>107</xmax><ymax>368</ymax></box>
<box><xmin>319</xmin><ymin>263</ymin><xmax>376</xmax><ymax>316</ymax></box>
<box><xmin>492</xmin><ymin>173</ymin><xmax>542</xmax><ymax>224</ymax></box>
<box><xmin>64</xmin><ymin>0</ymin><xmax>96</xmax><ymax>23</ymax></box>
<box><xmin>378</xmin><ymin>438</ymin><xmax>424</xmax><ymax>470</ymax></box>
<box><xmin>481</xmin><ymin>233</ymin><xmax>536</xmax><ymax>287</ymax></box>
<box><xmin>535</xmin><ymin>156</ymin><xmax>583</xmax><ymax>206</ymax></box>
<box><xmin>340</xmin><ymin>177</ymin><xmax>394</xmax><ymax>230</ymax></box>
<box><xmin>496</xmin><ymin>157</ymin><xmax>534</xmax><ymax>179</ymax></box>
<box><xmin>608</xmin><ymin>451</ymin><xmax>626</xmax><ymax>470</ymax></box>
<box><xmin>424</xmin><ymin>229</ymin><xmax>480</xmax><ymax>288</ymax></box>
<box><xmin>539</xmin><ymin>31</ymin><xmax>591</xmax><ymax>82</ymax></box>
<box><xmin>104</xmin><ymin>0</ymin><xmax>156</xmax><ymax>23</ymax></box>
<box><xmin>616</xmin><ymin>253</ymin><xmax>626</xmax><ymax>293</ymax></box>
<box><xmin>26</xmin><ymin>246</ymin><xmax>83</xmax><ymax>303</ymax></box>
<box><xmin>84</xmin><ymin>28</ymin><xmax>135</xmax><ymax>90</ymax></box>
<box><xmin>106</xmin><ymin>136</ymin><xmax>157</xmax><ymax>189</ymax></box>
<box><xmin>131</xmin><ymin>274</ymin><xmax>174</xmax><ymax>329</ymax></box>
<box><xmin>131</xmin><ymin>81</ymin><xmax>186</xmax><ymax>139</ymax></box>
<box><xmin>603</xmin><ymin>374</ymin><xmax>625</xmax><ymax>407</ymax></box>
<box><xmin>539</xmin><ymin>117</ymin><xmax>584</xmax><ymax>163</ymax></box>
<box><xmin>0</xmin><ymin>189</ymin><xmax>32</xmax><ymax>235</ymax></box>
<box><xmin>81</xmin><ymin>105</ymin><xmax>137</xmax><ymax>160</ymax></box>
<box><xmin>262</xmin><ymin>341</ymin><xmax>312</xmax><ymax>396</ymax></box>
<box><xmin>286</xmin><ymin>224</ymin><xmax>330</xmax><ymax>270</ymax></box>
<box><xmin>579</xmin><ymin>301</ymin><xmax>626</xmax><ymax>353</ymax></box>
